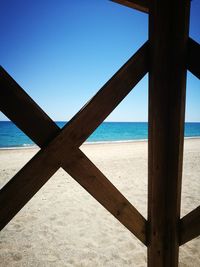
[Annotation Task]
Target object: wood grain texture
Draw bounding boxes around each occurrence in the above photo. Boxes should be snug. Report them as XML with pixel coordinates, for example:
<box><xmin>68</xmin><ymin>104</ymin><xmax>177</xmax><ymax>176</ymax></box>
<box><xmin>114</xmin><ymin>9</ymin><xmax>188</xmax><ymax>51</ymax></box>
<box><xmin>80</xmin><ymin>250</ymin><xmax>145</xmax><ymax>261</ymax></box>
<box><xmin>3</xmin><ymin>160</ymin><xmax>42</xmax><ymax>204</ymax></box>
<box><xmin>111</xmin><ymin>0</ymin><xmax>149</xmax><ymax>13</ymax></box>
<box><xmin>148</xmin><ymin>0</ymin><xmax>190</xmax><ymax>266</ymax></box>
<box><xmin>63</xmin><ymin>148</ymin><xmax>147</xmax><ymax>244</ymax></box>
<box><xmin>179</xmin><ymin>206</ymin><xmax>200</xmax><ymax>245</ymax></box>
<box><xmin>187</xmin><ymin>38</ymin><xmax>200</xmax><ymax>79</ymax></box>
<box><xmin>0</xmin><ymin>43</ymin><xmax>148</xmax><ymax>244</ymax></box>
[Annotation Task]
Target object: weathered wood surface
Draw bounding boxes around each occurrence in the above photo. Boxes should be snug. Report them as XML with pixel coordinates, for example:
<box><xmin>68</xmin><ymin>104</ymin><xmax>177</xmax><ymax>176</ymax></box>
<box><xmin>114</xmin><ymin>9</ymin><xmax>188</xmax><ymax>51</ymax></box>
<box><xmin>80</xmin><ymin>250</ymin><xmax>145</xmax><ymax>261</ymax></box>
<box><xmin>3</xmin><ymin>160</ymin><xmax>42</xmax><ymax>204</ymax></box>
<box><xmin>187</xmin><ymin>38</ymin><xmax>200</xmax><ymax>79</ymax></box>
<box><xmin>148</xmin><ymin>0</ymin><xmax>190</xmax><ymax>266</ymax></box>
<box><xmin>111</xmin><ymin>0</ymin><xmax>149</xmax><ymax>13</ymax></box>
<box><xmin>0</xmin><ymin>43</ymin><xmax>148</xmax><ymax>244</ymax></box>
<box><xmin>179</xmin><ymin>206</ymin><xmax>200</xmax><ymax>245</ymax></box>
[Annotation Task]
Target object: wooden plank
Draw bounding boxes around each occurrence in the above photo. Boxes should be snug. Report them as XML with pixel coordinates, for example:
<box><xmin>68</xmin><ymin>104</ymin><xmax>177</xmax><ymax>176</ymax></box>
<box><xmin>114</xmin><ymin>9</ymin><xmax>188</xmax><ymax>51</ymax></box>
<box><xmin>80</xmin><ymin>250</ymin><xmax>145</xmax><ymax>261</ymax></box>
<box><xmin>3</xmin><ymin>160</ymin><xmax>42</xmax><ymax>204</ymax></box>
<box><xmin>179</xmin><ymin>206</ymin><xmax>200</xmax><ymax>245</ymax></box>
<box><xmin>63</xmin><ymin>148</ymin><xmax>147</xmax><ymax>244</ymax></box>
<box><xmin>148</xmin><ymin>0</ymin><xmax>190</xmax><ymax>266</ymax></box>
<box><xmin>0</xmin><ymin>43</ymin><xmax>148</xmax><ymax>242</ymax></box>
<box><xmin>55</xmin><ymin>41</ymin><xmax>148</xmax><ymax>148</ymax></box>
<box><xmin>0</xmin><ymin>145</ymin><xmax>60</xmax><ymax>231</ymax></box>
<box><xmin>187</xmin><ymin>38</ymin><xmax>200</xmax><ymax>79</ymax></box>
<box><xmin>0</xmin><ymin>67</ymin><xmax>60</xmax><ymax>148</ymax></box>
<box><xmin>111</xmin><ymin>0</ymin><xmax>149</xmax><ymax>13</ymax></box>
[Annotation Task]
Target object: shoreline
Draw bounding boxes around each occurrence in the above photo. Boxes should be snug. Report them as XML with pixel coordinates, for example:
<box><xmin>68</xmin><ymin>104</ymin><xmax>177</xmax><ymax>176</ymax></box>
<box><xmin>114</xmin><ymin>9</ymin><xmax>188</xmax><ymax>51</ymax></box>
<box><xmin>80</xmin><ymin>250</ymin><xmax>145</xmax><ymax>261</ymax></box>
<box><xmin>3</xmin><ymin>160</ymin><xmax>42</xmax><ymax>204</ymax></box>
<box><xmin>0</xmin><ymin>136</ymin><xmax>200</xmax><ymax>150</ymax></box>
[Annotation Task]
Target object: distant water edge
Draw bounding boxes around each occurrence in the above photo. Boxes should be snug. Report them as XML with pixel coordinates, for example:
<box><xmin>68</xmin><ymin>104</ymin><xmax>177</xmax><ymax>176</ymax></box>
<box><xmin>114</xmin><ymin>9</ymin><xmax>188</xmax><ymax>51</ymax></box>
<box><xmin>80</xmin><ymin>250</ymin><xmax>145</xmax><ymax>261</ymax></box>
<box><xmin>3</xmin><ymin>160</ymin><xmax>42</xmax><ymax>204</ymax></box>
<box><xmin>0</xmin><ymin>121</ymin><xmax>200</xmax><ymax>149</ymax></box>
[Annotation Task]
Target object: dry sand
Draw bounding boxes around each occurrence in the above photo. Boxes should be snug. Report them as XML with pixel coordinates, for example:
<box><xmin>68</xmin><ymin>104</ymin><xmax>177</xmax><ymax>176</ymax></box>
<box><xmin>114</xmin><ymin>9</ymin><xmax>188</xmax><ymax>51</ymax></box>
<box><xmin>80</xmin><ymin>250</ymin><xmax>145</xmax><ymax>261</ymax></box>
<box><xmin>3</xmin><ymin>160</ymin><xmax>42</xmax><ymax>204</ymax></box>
<box><xmin>0</xmin><ymin>139</ymin><xmax>199</xmax><ymax>266</ymax></box>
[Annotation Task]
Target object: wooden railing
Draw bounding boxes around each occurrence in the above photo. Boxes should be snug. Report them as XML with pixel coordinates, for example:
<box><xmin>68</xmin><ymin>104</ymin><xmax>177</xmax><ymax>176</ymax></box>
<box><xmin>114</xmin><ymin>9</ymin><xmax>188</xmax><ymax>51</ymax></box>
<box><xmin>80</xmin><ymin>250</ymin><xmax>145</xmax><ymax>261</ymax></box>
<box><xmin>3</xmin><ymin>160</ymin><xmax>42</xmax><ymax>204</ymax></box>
<box><xmin>0</xmin><ymin>1</ymin><xmax>199</xmax><ymax>266</ymax></box>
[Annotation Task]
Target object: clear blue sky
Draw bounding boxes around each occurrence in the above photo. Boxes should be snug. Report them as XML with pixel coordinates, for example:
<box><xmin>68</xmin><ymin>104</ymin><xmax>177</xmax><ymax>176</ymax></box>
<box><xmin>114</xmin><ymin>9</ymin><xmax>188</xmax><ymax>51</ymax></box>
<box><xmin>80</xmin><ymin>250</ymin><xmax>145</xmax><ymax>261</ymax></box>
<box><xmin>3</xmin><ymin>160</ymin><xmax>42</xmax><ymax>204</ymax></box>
<box><xmin>0</xmin><ymin>0</ymin><xmax>199</xmax><ymax>122</ymax></box>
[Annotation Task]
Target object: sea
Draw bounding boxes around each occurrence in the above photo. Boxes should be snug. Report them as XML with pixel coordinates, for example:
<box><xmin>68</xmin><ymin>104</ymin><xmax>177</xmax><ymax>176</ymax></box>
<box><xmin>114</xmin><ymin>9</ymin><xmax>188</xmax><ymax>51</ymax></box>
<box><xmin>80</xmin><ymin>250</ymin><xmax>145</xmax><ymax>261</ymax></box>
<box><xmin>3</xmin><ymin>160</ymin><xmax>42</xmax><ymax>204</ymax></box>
<box><xmin>0</xmin><ymin>121</ymin><xmax>200</xmax><ymax>149</ymax></box>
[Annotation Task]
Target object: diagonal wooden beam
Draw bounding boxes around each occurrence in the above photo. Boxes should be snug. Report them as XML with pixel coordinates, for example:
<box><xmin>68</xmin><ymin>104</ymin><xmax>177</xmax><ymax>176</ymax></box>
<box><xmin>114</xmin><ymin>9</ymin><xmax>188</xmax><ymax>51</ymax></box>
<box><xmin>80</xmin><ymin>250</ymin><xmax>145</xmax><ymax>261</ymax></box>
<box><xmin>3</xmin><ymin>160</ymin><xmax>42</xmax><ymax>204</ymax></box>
<box><xmin>187</xmin><ymin>38</ymin><xmax>200</xmax><ymax>79</ymax></box>
<box><xmin>53</xmin><ymin>41</ymin><xmax>149</xmax><ymax>148</ymax></box>
<box><xmin>0</xmin><ymin>145</ymin><xmax>61</xmax><ymax>231</ymax></box>
<box><xmin>63</xmin><ymin>149</ymin><xmax>147</xmax><ymax>244</ymax></box>
<box><xmin>0</xmin><ymin>66</ymin><xmax>60</xmax><ymax>148</ymax></box>
<box><xmin>179</xmin><ymin>206</ymin><xmax>200</xmax><ymax>245</ymax></box>
<box><xmin>111</xmin><ymin>0</ymin><xmax>149</xmax><ymax>13</ymax></box>
<box><xmin>0</xmin><ymin>43</ymin><xmax>148</xmax><ymax>243</ymax></box>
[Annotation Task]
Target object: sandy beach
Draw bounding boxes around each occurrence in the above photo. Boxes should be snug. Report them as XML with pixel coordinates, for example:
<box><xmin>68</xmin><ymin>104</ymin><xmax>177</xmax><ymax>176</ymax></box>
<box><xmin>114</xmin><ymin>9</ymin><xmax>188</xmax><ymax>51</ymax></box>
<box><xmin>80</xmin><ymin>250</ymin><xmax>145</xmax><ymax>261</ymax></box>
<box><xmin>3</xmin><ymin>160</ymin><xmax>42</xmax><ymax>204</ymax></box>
<box><xmin>0</xmin><ymin>139</ymin><xmax>199</xmax><ymax>266</ymax></box>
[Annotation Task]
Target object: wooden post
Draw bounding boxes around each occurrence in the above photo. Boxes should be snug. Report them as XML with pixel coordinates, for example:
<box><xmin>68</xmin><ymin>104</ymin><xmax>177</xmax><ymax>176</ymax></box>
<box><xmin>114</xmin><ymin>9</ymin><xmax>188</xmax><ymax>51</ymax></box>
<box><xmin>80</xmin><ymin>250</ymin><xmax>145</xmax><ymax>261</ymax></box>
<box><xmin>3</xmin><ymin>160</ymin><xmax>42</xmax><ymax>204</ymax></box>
<box><xmin>148</xmin><ymin>0</ymin><xmax>190</xmax><ymax>266</ymax></box>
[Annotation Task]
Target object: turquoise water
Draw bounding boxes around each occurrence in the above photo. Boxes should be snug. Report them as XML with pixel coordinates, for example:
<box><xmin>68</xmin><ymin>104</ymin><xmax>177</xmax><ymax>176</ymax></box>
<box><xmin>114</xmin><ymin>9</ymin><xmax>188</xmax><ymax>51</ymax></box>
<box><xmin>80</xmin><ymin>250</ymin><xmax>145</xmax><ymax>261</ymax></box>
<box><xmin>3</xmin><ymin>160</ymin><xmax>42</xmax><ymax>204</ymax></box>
<box><xmin>0</xmin><ymin>121</ymin><xmax>200</xmax><ymax>148</ymax></box>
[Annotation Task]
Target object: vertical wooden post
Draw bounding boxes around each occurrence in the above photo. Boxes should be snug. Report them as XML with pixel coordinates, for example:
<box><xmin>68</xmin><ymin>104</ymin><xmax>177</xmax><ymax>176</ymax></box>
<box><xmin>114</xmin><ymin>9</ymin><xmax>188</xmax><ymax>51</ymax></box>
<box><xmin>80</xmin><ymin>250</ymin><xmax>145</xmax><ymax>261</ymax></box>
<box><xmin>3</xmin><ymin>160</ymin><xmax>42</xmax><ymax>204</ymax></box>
<box><xmin>148</xmin><ymin>0</ymin><xmax>190</xmax><ymax>266</ymax></box>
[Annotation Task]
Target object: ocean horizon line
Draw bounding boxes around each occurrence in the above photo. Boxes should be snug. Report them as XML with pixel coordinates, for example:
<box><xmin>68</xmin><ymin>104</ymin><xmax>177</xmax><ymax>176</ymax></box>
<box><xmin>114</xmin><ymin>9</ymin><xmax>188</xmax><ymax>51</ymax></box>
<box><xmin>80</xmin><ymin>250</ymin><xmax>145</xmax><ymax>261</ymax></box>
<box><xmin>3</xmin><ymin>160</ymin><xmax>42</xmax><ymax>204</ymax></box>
<box><xmin>1</xmin><ymin>120</ymin><xmax>200</xmax><ymax>123</ymax></box>
<box><xmin>1</xmin><ymin>121</ymin><xmax>200</xmax><ymax>149</ymax></box>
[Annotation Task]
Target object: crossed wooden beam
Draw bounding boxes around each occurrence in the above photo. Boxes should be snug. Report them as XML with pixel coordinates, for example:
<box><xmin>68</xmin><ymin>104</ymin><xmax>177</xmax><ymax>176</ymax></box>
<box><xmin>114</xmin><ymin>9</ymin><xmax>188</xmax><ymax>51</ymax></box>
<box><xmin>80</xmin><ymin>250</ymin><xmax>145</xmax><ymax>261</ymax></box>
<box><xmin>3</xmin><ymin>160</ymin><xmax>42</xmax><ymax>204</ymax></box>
<box><xmin>0</xmin><ymin>43</ymin><xmax>148</xmax><ymax>244</ymax></box>
<box><xmin>0</xmin><ymin>0</ymin><xmax>200</xmax><ymax>265</ymax></box>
